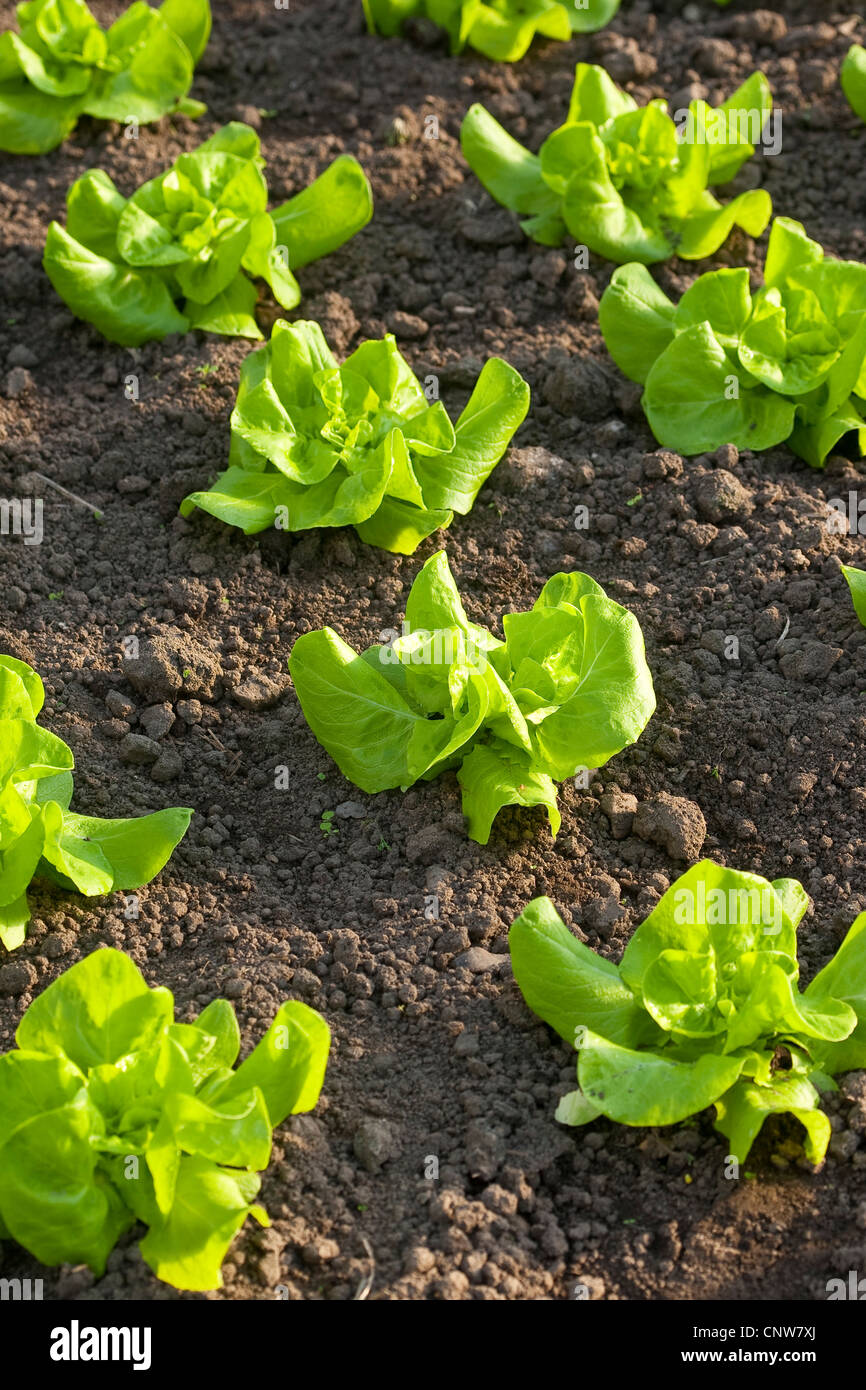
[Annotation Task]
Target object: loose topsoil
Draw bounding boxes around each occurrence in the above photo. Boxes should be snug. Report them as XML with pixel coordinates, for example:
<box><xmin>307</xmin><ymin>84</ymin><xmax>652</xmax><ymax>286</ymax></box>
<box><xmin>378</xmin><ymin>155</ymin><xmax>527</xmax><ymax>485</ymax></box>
<box><xmin>1</xmin><ymin>0</ymin><xmax>866</xmax><ymax>1301</ymax></box>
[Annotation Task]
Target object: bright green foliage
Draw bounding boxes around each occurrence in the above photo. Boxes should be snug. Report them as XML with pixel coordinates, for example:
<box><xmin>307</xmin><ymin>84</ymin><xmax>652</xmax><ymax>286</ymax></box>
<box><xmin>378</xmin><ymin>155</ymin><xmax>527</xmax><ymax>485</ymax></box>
<box><xmin>842</xmin><ymin>44</ymin><xmax>866</xmax><ymax>123</ymax></box>
<box><xmin>0</xmin><ymin>0</ymin><xmax>211</xmax><ymax>154</ymax></box>
<box><xmin>461</xmin><ymin>64</ymin><xmax>772</xmax><ymax>262</ymax></box>
<box><xmin>363</xmin><ymin>0</ymin><xmax>620</xmax><ymax>62</ymax></box>
<box><xmin>43</xmin><ymin>124</ymin><xmax>373</xmax><ymax>346</ymax></box>
<box><xmin>288</xmin><ymin>551</ymin><xmax>655</xmax><ymax>844</ymax></box>
<box><xmin>600</xmin><ymin>217</ymin><xmax>866</xmax><ymax>467</ymax></box>
<box><xmin>0</xmin><ymin>654</ymin><xmax>191</xmax><ymax>951</ymax></box>
<box><xmin>510</xmin><ymin>860</ymin><xmax>866</xmax><ymax>1164</ymax></box>
<box><xmin>842</xmin><ymin>564</ymin><xmax>866</xmax><ymax>626</ymax></box>
<box><xmin>0</xmin><ymin>948</ymin><xmax>330</xmax><ymax>1289</ymax></box>
<box><xmin>180</xmin><ymin>319</ymin><xmax>529</xmax><ymax>554</ymax></box>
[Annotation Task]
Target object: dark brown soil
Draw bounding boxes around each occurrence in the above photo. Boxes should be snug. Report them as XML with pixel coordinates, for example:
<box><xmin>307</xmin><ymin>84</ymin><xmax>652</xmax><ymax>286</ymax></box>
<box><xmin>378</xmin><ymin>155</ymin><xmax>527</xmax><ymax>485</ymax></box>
<box><xmin>1</xmin><ymin>0</ymin><xmax>865</xmax><ymax>1301</ymax></box>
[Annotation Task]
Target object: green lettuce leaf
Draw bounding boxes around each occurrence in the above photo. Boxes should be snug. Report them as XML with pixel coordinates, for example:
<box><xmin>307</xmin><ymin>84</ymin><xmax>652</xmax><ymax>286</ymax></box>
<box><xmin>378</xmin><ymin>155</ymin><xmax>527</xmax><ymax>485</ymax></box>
<box><xmin>805</xmin><ymin>911</ymin><xmax>866</xmax><ymax>1073</ymax></box>
<box><xmin>509</xmin><ymin>895</ymin><xmax>658</xmax><ymax>1048</ymax></box>
<box><xmin>842</xmin><ymin>564</ymin><xmax>866</xmax><ymax>628</ymax></box>
<box><xmin>138</xmin><ymin>1156</ymin><xmax>268</xmax><ymax>1291</ymax></box>
<box><xmin>578</xmin><ymin>1031</ymin><xmax>745</xmax><ymax>1126</ymax></box>
<box><xmin>841</xmin><ymin>43</ymin><xmax>866</xmax><ymax>124</ymax></box>
<box><xmin>714</xmin><ymin>1075</ymin><xmax>831</xmax><ymax>1166</ymax></box>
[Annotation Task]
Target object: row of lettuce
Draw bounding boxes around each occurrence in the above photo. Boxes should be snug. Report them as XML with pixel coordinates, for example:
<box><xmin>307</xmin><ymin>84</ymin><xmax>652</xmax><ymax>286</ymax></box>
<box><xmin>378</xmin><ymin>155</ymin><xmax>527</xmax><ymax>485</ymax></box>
<box><xmin>3</xmin><ymin>0</ymin><xmax>865</xmax><ymax>113</ymax></box>
<box><xmin>5</xmin><ymin>547</ymin><xmax>866</xmax><ymax>952</ymax></box>
<box><xmin>34</xmin><ymin>56</ymin><xmax>866</xmax><ymax>477</ymax></box>
<box><xmin>3</xmin><ymin>857</ymin><xmax>866</xmax><ymax>1291</ymax></box>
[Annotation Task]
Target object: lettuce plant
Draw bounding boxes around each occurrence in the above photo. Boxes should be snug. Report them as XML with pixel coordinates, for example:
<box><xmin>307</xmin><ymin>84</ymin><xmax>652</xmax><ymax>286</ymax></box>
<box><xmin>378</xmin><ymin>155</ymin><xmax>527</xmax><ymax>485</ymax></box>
<box><xmin>461</xmin><ymin>64</ymin><xmax>772</xmax><ymax>262</ymax></box>
<box><xmin>180</xmin><ymin>320</ymin><xmax>529</xmax><ymax>554</ymax></box>
<box><xmin>0</xmin><ymin>0</ymin><xmax>210</xmax><ymax>154</ymax></box>
<box><xmin>43</xmin><ymin>123</ymin><xmax>373</xmax><ymax>346</ymax></box>
<box><xmin>599</xmin><ymin>217</ymin><xmax>866</xmax><ymax>467</ymax></box>
<box><xmin>842</xmin><ymin>564</ymin><xmax>866</xmax><ymax>626</ymax></box>
<box><xmin>0</xmin><ymin>654</ymin><xmax>191</xmax><ymax>951</ymax></box>
<box><xmin>842</xmin><ymin>44</ymin><xmax>866</xmax><ymax>124</ymax></box>
<box><xmin>0</xmin><ymin>947</ymin><xmax>330</xmax><ymax>1290</ymax></box>
<box><xmin>510</xmin><ymin>861</ymin><xmax>866</xmax><ymax>1165</ymax></box>
<box><xmin>289</xmin><ymin>550</ymin><xmax>655</xmax><ymax>843</ymax></box>
<box><xmin>363</xmin><ymin>0</ymin><xmax>621</xmax><ymax>62</ymax></box>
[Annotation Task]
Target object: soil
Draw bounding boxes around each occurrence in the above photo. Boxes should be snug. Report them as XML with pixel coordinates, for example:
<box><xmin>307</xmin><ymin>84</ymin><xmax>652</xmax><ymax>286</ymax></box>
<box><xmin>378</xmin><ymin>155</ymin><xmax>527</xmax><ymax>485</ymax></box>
<box><xmin>1</xmin><ymin>0</ymin><xmax>866</xmax><ymax>1302</ymax></box>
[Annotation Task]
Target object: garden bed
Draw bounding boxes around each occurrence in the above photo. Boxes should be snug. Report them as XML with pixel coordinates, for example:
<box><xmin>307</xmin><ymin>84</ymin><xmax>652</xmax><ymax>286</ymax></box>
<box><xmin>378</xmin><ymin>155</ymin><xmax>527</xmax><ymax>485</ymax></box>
<box><xmin>0</xmin><ymin>0</ymin><xmax>865</xmax><ymax>1300</ymax></box>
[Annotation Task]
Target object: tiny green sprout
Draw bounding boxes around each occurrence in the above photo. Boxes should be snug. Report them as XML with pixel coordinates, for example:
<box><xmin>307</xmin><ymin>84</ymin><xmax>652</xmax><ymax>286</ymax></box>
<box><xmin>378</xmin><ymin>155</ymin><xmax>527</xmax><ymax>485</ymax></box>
<box><xmin>48</xmin><ymin>591</ymin><xmax>63</xmax><ymax>600</ymax></box>
<box><xmin>622</xmin><ymin>1217</ymin><xmax>636</xmax><ymax>1225</ymax></box>
<box><xmin>320</xmin><ymin>810</ymin><xmax>338</xmax><ymax>837</ymax></box>
<box><xmin>183</xmin><ymin>668</ymin><xmax>192</xmax><ymax>679</ymax></box>
<box><xmin>258</xmin><ymin>108</ymin><xmax>278</xmax><ymax>119</ymax></box>
<box><xmin>316</xmin><ymin>772</ymin><xmax>327</xmax><ymax>782</ymax></box>
<box><xmin>711</xmin><ymin>766</ymin><xmax>721</xmax><ymax>780</ymax></box>
<box><xmin>626</xmin><ymin>493</ymin><xmax>642</xmax><ymax>507</ymax></box>
<box><xmin>377</xmin><ymin>837</ymin><xmax>390</xmax><ymax>852</ymax></box>
<box><xmin>220</xmin><ymin>596</ymin><xmax>229</xmax><ymax>606</ymax></box>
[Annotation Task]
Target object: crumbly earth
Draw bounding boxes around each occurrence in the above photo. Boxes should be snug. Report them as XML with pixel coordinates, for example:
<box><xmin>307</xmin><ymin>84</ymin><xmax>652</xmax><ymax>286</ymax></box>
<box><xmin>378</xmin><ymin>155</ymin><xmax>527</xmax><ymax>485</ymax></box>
<box><xmin>1</xmin><ymin>0</ymin><xmax>865</xmax><ymax>1301</ymax></box>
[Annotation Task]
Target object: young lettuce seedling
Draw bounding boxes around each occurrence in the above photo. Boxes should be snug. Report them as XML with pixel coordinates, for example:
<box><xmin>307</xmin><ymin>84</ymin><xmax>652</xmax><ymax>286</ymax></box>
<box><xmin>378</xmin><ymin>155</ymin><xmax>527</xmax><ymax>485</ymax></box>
<box><xmin>288</xmin><ymin>550</ymin><xmax>655</xmax><ymax>844</ymax></box>
<box><xmin>363</xmin><ymin>0</ymin><xmax>621</xmax><ymax>62</ymax></box>
<box><xmin>0</xmin><ymin>0</ymin><xmax>211</xmax><ymax>154</ymax></box>
<box><xmin>461</xmin><ymin>63</ymin><xmax>772</xmax><ymax>262</ymax></box>
<box><xmin>43</xmin><ymin>124</ymin><xmax>373</xmax><ymax>346</ymax></box>
<box><xmin>0</xmin><ymin>654</ymin><xmax>191</xmax><ymax>950</ymax></box>
<box><xmin>0</xmin><ymin>948</ymin><xmax>330</xmax><ymax>1290</ymax></box>
<box><xmin>510</xmin><ymin>860</ymin><xmax>866</xmax><ymax>1165</ymax></box>
<box><xmin>180</xmin><ymin>319</ymin><xmax>530</xmax><ymax>555</ymax></box>
<box><xmin>600</xmin><ymin>217</ymin><xmax>866</xmax><ymax>468</ymax></box>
